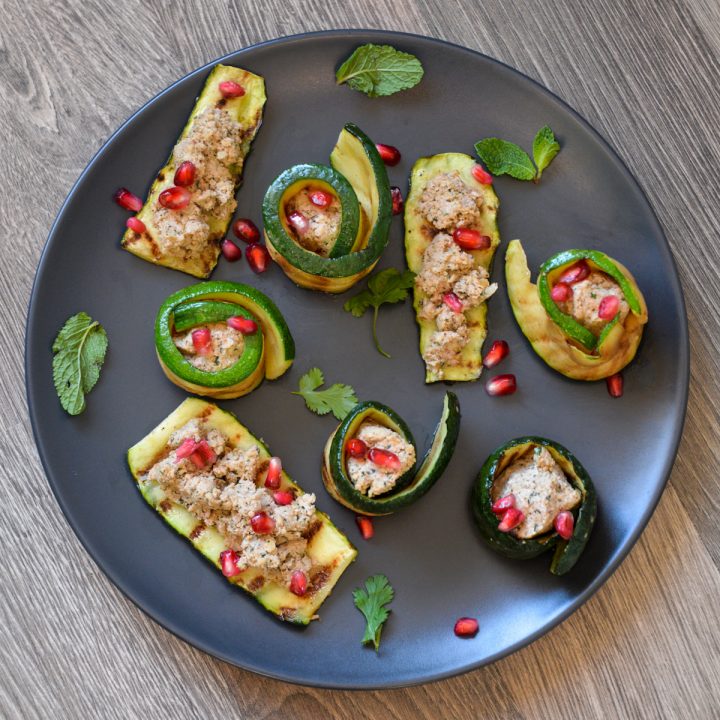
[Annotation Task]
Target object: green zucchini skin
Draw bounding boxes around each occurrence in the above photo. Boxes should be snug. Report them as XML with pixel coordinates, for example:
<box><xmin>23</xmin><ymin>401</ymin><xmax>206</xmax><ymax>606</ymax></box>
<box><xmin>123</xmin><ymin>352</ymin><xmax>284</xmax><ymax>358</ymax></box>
<box><xmin>471</xmin><ymin>436</ymin><xmax>597</xmax><ymax>575</ymax></box>
<box><xmin>322</xmin><ymin>392</ymin><xmax>461</xmax><ymax>516</ymax></box>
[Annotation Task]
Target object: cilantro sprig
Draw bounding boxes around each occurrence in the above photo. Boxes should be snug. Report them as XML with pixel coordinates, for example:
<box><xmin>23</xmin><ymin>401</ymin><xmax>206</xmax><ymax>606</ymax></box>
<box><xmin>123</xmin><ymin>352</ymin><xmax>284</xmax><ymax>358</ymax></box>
<box><xmin>343</xmin><ymin>268</ymin><xmax>415</xmax><ymax>358</ymax></box>
<box><xmin>336</xmin><ymin>44</ymin><xmax>424</xmax><ymax>97</ymax></box>
<box><xmin>353</xmin><ymin>574</ymin><xmax>394</xmax><ymax>652</ymax></box>
<box><xmin>292</xmin><ymin>368</ymin><xmax>358</xmax><ymax>421</ymax></box>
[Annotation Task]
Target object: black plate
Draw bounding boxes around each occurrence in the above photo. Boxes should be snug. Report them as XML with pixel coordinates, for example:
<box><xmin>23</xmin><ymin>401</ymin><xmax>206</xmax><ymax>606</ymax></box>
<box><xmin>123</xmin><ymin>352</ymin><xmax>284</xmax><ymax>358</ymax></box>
<box><xmin>26</xmin><ymin>30</ymin><xmax>688</xmax><ymax>688</ymax></box>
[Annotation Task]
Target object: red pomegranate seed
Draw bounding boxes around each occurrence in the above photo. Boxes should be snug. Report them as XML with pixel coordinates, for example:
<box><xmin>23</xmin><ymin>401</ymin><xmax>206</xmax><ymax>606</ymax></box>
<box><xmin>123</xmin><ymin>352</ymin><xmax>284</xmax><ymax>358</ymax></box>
<box><xmin>498</xmin><ymin>507</ymin><xmax>525</xmax><ymax>532</ymax></box>
<box><xmin>554</xmin><ymin>510</ymin><xmax>575</xmax><ymax>540</ymax></box>
<box><xmin>356</xmin><ymin>515</ymin><xmax>374</xmax><ymax>540</ymax></box>
<box><xmin>598</xmin><ymin>294</ymin><xmax>620</xmax><ymax>320</ymax></box>
<box><xmin>471</xmin><ymin>164</ymin><xmax>493</xmax><ymax>185</ymax></box>
<box><xmin>289</xmin><ymin>570</ymin><xmax>308</xmax><ymax>596</ymax></box>
<box><xmin>196</xmin><ymin>439</ymin><xmax>217</xmax><ymax>466</ymax></box>
<box><xmin>189</xmin><ymin>451</ymin><xmax>206</xmax><ymax>469</ymax></box>
<box><xmin>368</xmin><ymin>447</ymin><xmax>401</xmax><ymax>470</ymax></box>
<box><xmin>125</xmin><ymin>216</ymin><xmax>146</xmax><ymax>234</ymax></box>
<box><xmin>550</xmin><ymin>282</ymin><xmax>572</xmax><ymax>303</ymax></box>
<box><xmin>220</xmin><ymin>549</ymin><xmax>242</xmax><ymax>577</ymax></box>
<box><xmin>607</xmin><ymin>372</ymin><xmax>624</xmax><ymax>398</ymax></box>
<box><xmin>158</xmin><ymin>186</ymin><xmax>191</xmax><ymax>210</ymax></box>
<box><xmin>218</xmin><ymin>80</ymin><xmax>245</xmax><ymax>98</ymax></box>
<box><xmin>221</xmin><ymin>238</ymin><xmax>242</xmax><ymax>262</ymax></box>
<box><xmin>443</xmin><ymin>292</ymin><xmax>464</xmax><ymax>313</ymax></box>
<box><xmin>375</xmin><ymin>143</ymin><xmax>401</xmax><ymax>166</ymax></box>
<box><xmin>227</xmin><ymin>316</ymin><xmax>258</xmax><ymax>334</ymax></box>
<box><xmin>287</xmin><ymin>211</ymin><xmax>309</xmax><ymax>236</ymax></box>
<box><xmin>491</xmin><ymin>493</ymin><xmax>516</xmax><ymax>515</ymax></box>
<box><xmin>264</xmin><ymin>457</ymin><xmax>282</xmax><ymax>489</ymax></box>
<box><xmin>273</xmin><ymin>490</ymin><xmax>294</xmax><ymax>506</ymax></box>
<box><xmin>114</xmin><ymin>187</ymin><xmax>142</xmax><ymax>212</ymax></box>
<box><xmin>346</xmin><ymin>438</ymin><xmax>368</xmax><ymax>458</ymax></box>
<box><xmin>309</xmin><ymin>189</ymin><xmax>333</xmax><ymax>208</ymax></box>
<box><xmin>174</xmin><ymin>160</ymin><xmax>196</xmax><ymax>187</ymax></box>
<box><xmin>558</xmin><ymin>260</ymin><xmax>590</xmax><ymax>285</ymax></box>
<box><xmin>453</xmin><ymin>228</ymin><xmax>491</xmax><ymax>251</ymax></box>
<box><xmin>454</xmin><ymin>617</ymin><xmax>479</xmax><ymax>638</ymax></box>
<box><xmin>485</xmin><ymin>374</ymin><xmax>517</xmax><ymax>396</ymax></box>
<box><xmin>232</xmin><ymin>218</ymin><xmax>260</xmax><ymax>243</ymax></box>
<box><xmin>191</xmin><ymin>327</ymin><xmax>212</xmax><ymax>355</ymax></box>
<box><xmin>245</xmin><ymin>243</ymin><xmax>270</xmax><ymax>273</ymax></box>
<box><xmin>175</xmin><ymin>438</ymin><xmax>198</xmax><ymax>461</ymax></box>
<box><xmin>391</xmin><ymin>186</ymin><xmax>404</xmax><ymax>216</ymax></box>
<box><xmin>483</xmin><ymin>340</ymin><xmax>509</xmax><ymax>369</ymax></box>
<box><xmin>250</xmin><ymin>511</ymin><xmax>275</xmax><ymax>534</ymax></box>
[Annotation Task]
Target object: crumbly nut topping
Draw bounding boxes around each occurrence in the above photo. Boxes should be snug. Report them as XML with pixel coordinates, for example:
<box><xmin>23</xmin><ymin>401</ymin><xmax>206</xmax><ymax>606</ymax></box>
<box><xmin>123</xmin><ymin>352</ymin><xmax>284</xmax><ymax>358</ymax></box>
<box><xmin>559</xmin><ymin>271</ymin><xmax>630</xmax><ymax>335</ymax></box>
<box><xmin>417</xmin><ymin>171</ymin><xmax>483</xmax><ymax>230</ymax></box>
<box><xmin>285</xmin><ymin>188</ymin><xmax>342</xmax><ymax>256</ymax></box>
<box><xmin>173</xmin><ymin>322</ymin><xmax>245</xmax><ymax>372</ymax></box>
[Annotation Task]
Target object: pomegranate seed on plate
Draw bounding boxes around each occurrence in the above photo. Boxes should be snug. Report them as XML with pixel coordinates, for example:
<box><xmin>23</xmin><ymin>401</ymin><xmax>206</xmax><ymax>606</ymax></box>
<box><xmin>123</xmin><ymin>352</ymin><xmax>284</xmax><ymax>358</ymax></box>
<box><xmin>221</xmin><ymin>238</ymin><xmax>242</xmax><ymax>262</ymax></box>
<box><xmin>375</xmin><ymin>143</ymin><xmax>401</xmax><ymax>166</ymax></box>
<box><xmin>346</xmin><ymin>438</ymin><xmax>368</xmax><ymax>458</ymax></box>
<box><xmin>558</xmin><ymin>260</ymin><xmax>590</xmax><ymax>285</ymax></box>
<box><xmin>245</xmin><ymin>243</ymin><xmax>271</xmax><ymax>273</ymax></box>
<box><xmin>173</xmin><ymin>160</ymin><xmax>196</xmax><ymax>187</ymax></box>
<box><xmin>309</xmin><ymin>189</ymin><xmax>333</xmax><ymax>208</ymax></box>
<box><xmin>390</xmin><ymin>186</ymin><xmax>404</xmax><ymax>216</ymax></box>
<box><xmin>175</xmin><ymin>438</ymin><xmax>198</xmax><ymax>461</ymax></box>
<box><xmin>443</xmin><ymin>292</ymin><xmax>464</xmax><ymax>313</ymax></box>
<box><xmin>287</xmin><ymin>211</ymin><xmax>309</xmax><ymax>236</ymax></box>
<box><xmin>598</xmin><ymin>294</ymin><xmax>620</xmax><ymax>320</ymax></box>
<box><xmin>218</xmin><ymin>80</ymin><xmax>245</xmax><ymax>98</ymax></box>
<box><xmin>554</xmin><ymin>510</ymin><xmax>575</xmax><ymax>540</ymax></box>
<box><xmin>497</xmin><ymin>507</ymin><xmax>524</xmax><ymax>532</ymax></box>
<box><xmin>491</xmin><ymin>494</ymin><xmax>516</xmax><ymax>515</ymax></box>
<box><xmin>368</xmin><ymin>447</ymin><xmax>401</xmax><ymax>470</ymax></box>
<box><xmin>454</xmin><ymin>617</ymin><xmax>479</xmax><ymax>638</ymax></box>
<box><xmin>273</xmin><ymin>490</ymin><xmax>294</xmax><ymax>506</ymax></box>
<box><xmin>232</xmin><ymin>218</ymin><xmax>260</xmax><ymax>243</ymax></box>
<box><xmin>289</xmin><ymin>570</ymin><xmax>308</xmax><ymax>596</ymax></box>
<box><xmin>485</xmin><ymin>374</ymin><xmax>517</xmax><ymax>396</ymax></box>
<box><xmin>158</xmin><ymin>186</ymin><xmax>191</xmax><ymax>210</ymax></box>
<box><xmin>452</xmin><ymin>228</ymin><xmax>491</xmax><ymax>251</ymax></box>
<box><xmin>471</xmin><ymin>164</ymin><xmax>493</xmax><ymax>185</ymax></box>
<box><xmin>356</xmin><ymin>515</ymin><xmax>374</xmax><ymax>540</ymax></box>
<box><xmin>220</xmin><ymin>550</ymin><xmax>242</xmax><ymax>577</ymax></box>
<box><xmin>483</xmin><ymin>340</ymin><xmax>509</xmax><ymax>368</ymax></box>
<box><xmin>114</xmin><ymin>187</ymin><xmax>142</xmax><ymax>212</ymax></box>
<box><xmin>250</xmin><ymin>511</ymin><xmax>275</xmax><ymax>534</ymax></box>
<box><xmin>550</xmin><ymin>282</ymin><xmax>572</xmax><ymax>303</ymax></box>
<box><xmin>227</xmin><ymin>316</ymin><xmax>258</xmax><ymax>334</ymax></box>
<box><xmin>191</xmin><ymin>327</ymin><xmax>212</xmax><ymax>355</ymax></box>
<box><xmin>606</xmin><ymin>372</ymin><xmax>624</xmax><ymax>398</ymax></box>
<box><xmin>264</xmin><ymin>457</ymin><xmax>282</xmax><ymax>489</ymax></box>
<box><xmin>125</xmin><ymin>216</ymin><xmax>146</xmax><ymax>234</ymax></box>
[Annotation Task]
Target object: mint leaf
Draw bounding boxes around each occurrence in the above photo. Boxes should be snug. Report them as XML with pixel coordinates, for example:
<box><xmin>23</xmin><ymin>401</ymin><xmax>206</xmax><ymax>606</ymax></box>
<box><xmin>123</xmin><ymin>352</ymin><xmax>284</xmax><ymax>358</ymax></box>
<box><xmin>532</xmin><ymin>125</ymin><xmax>560</xmax><ymax>179</ymax></box>
<box><xmin>336</xmin><ymin>44</ymin><xmax>424</xmax><ymax>97</ymax></box>
<box><xmin>474</xmin><ymin>138</ymin><xmax>536</xmax><ymax>181</ymax></box>
<box><xmin>292</xmin><ymin>368</ymin><xmax>358</xmax><ymax>420</ymax></box>
<box><xmin>52</xmin><ymin>312</ymin><xmax>108</xmax><ymax>415</ymax></box>
<box><xmin>353</xmin><ymin>574</ymin><xmax>394</xmax><ymax>651</ymax></box>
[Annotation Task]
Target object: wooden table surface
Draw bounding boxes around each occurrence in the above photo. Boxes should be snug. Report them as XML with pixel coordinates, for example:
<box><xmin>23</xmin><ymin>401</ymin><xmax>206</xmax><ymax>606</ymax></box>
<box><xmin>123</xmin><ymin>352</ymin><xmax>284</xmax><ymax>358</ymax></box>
<box><xmin>3</xmin><ymin>1</ymin><xmax>719</xmax><ymax>717</ymax></box>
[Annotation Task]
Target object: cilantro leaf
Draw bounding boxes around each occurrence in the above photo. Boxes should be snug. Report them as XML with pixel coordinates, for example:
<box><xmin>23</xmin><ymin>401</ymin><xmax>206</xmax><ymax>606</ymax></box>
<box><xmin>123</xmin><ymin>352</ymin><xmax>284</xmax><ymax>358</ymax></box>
<box><xmin>292</xmin><ymin>367</ymin><xmax>358</xmax><ymax>420</ymax></box>
<box><xmin>532</xmin><ymin>125</ymin><xmax>560</xmax><ymax>179</ymax></box>
<box><xmin>343</xmin><ymin>268</ymin><xmax>415</xmax><ymax>358</ymax></box>
<box><xmin>353</xmin><ymin>574</ymin><xmax>394</xmax><ymax>652</ymax></box>
<box><xmin>336</xmin><ymin>44</ymin><xmax>424</xmax><ymax>97</ymax></box>
<box><xmin>474</xmin><ymin>138</ymin><xmax>536</xmax><ymax>181</ymax></box>
<box><xmin>52</xmin><ymin>312</ymin><xmax>108</xmax><ymax>416</ymax></box>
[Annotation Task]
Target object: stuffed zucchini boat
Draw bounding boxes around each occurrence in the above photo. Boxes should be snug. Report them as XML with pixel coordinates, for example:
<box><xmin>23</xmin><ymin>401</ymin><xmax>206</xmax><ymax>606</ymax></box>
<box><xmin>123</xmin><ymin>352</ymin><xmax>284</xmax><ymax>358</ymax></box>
<box><xmin>155</xmin><ymin>281</ymin><xmax>294</xmax><ymax>399</ymax></box>
<box><xmin>506</xmin><ymin>240</ymin><xmax>648</xmax><ymax>380</ymax></box>
<box><xmin>121</xmin><ymin>64</ymin><xmax>266</xmax><ymax>278</ymax></box>
<box><xmin>262</xmin><ymin>123</ymin><xmax>393</xmax><ymax>293</ymax></box>
<box><xmin>127</xmin><ymin>398</ymin><xmax>357</xmax><ymax>624</ymax></box>
<box><xmin>322</xmin><ymin>392</ymin><xmax>461</xmax><ymax>516</ymax></box>
<box><xmin>471</xmin><ymin>436</ymin><xmax>596</xmax><ymax>575</ymax></box>
<box><xmin>404</xmin><ymin>154</ymin><xmax>501</xmax><ymax>383</ymax></box>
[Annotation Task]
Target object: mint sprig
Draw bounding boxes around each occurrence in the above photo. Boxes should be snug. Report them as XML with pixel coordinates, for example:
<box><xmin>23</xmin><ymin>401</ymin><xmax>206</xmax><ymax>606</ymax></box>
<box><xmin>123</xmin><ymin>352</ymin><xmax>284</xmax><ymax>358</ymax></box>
<box><xmin>336</xmin><ymin>44</ymin><xmax>424</xmax><ymax>97</ymax></box>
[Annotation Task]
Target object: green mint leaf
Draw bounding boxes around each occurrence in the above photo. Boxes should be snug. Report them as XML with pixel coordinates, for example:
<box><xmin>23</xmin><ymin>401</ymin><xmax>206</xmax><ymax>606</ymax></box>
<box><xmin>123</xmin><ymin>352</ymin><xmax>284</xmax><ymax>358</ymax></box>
<box><xmin>52</xmin><ymin>312</ymin><xmax>108</xmax><ymax>416</ymax></box>
<box><xmin>474</xmin><ymin>138</ymin><xmax>536</xmax><ymax>181</ymax></box>
<box><xmin>336</xmin><ymin>44</ymin><xmax>424</xmax><ymax>97</ymax></box>
<box><xmin>353</xmin><ymin>574</ymin><xmax>394</xmax><ymax>652</ymax></box>
<box><xmin>292</xmin><ymin>368</ymin><xmax>358</xmax><ymax>420</ymax></box>
<box><xmin>532</xmin><ymin>125</ymin><xmax>560</xmax><ymax>179</ymax></box>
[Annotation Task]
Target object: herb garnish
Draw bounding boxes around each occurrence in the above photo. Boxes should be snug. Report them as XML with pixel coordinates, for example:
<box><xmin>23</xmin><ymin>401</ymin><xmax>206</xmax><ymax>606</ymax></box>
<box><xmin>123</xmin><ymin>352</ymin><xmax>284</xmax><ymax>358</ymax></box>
<box><xmin>292</xmin><ymin>368</ymin><xmax>358</xmax><ymax>420</ymax></box>
<box><xmin>336</xmin><ymin>44</ymin><xmax>424</xmax><ymax>97</ymax></box>
<box><xmin>353</xmin><ymin>574</ymin><xmax>394</xmax><ymax>652</ymax></box>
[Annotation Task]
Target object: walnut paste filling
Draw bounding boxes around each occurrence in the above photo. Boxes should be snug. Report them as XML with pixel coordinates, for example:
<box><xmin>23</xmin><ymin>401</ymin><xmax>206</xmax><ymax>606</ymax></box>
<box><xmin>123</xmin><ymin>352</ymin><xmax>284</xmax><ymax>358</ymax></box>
<box><xmin>173</xmin><ymin>322</ymin><xmax>245</xmax><ymax>372</ymax></box>
<box><xmin>415</xmin><ymin>171</ymin><xmax>497</xmax><ymax>378</ymax></box>
<box><xmin>285</xmin><ymin>188</ymin><xmax>342</xmax><ymax>256</ymax></box>
<box><xmin>559</xmin><ymin>270</ymin><xmax>630</xmax><ymax>335</ymax></box>
<box><xmin>143</xmin><ymin>419</ymin><xmax>315</xmax><ymax>583</ymax></box>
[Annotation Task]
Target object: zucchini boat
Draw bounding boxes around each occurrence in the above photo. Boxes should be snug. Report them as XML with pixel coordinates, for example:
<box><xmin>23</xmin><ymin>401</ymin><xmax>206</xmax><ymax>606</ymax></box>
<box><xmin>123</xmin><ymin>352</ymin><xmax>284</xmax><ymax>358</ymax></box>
<box><xmin>127</xmin><ymin>398</ymin><xmax>357</xmax><ymax>624</ymax></box>
<box><xmin>262</xmin><ymin>123</ymin><xmax>393</xmax><ymax>293</ymax></box>
<box><xmin>506</xmin><ymin>240</ymin><xmax>648</xmax><ymax>380</ymax></box>
<box><xmin>471</xmin><ymin>436</ymin><xmax>596</xmax><ymax>575</ymax></box>
<box><xmin>121</xmin><ymin>64</ymin><xmax>266</xmax><ymax>278</ymax></box>
<box><xmin>322</xmin><ymin>392</ymin><xmax>461</xmax><ymax>515</ymax></box>
<box><xmin>404</xmin><ymin>153</ymin><xmax>501</xmax><ymax>383</ymax></box>
<box><xmin>155</xmin><ymin>281</ymin><xmax>294</xmax><ymax>399</ymax></box>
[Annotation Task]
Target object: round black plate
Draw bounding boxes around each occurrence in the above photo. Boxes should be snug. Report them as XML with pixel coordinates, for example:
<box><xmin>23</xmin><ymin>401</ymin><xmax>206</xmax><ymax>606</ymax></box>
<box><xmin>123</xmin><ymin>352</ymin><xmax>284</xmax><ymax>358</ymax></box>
<box><xmin>26</xmin><ymin>30</ymin><xmax>688</xmax><ymax>688</ymax></box>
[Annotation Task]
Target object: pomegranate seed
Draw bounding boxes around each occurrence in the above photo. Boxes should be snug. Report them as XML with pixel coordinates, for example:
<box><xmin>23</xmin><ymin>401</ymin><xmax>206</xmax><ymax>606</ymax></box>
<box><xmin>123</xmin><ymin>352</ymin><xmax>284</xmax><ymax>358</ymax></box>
<box><xmin>558</xmin><ymin>260</ymin><xmax>590</xmax><ymax>285</ymax></box>
<box><xmin>391</xmin><ymin>186</ymin><xmax>404</xmax><ymax>216</ymax></box>
<box><xmin>175</xmin><ymin>438</ymin><xmax>198</xmax><ymax>461</ymax></box>
<box><xmin>189</xmin><ymin>451</ymin><xmax>206</xmax><ymax>469</ymax></box>
<box><xmin>174</xmin><ymin>160</ymin><xmax>196</xmax><ymax>187</ymax></box>
<box><xmin>191</xmin><ymin>327</ymin><xmax>212</xmax><ymax>355</ymax></box>
<box><xmin>483</xmin><ymin>340</ymin><xmax>509</xmax><ymax>369</ymax></box>
<box><xmin>454</xmin><ymin>617</ymin><xmax>479</xmax><ymax>638</ymax></box>
<box><xmin>221</xmin><ymin>238</ymin><xmax>242</xmax><ymax>262</ymax></box>
<box><xmin>158</xmin><ymin>186</ymin><xmax>191</xmax><ymax>210</ymax></box>
<box><xmin>220</xmin><ymin>549</ymin><xmax>242</xmax><ymax>577</ymax></box>
<box><xmin>287</xmin><ymin>211</ymin><xmax>309</xmax><ymax>236</ymax></box>
<box><xmin>471</xmin><ymin>164</ymin><xmax>493</xmax><ymax>185</ymax></box>
<box><xmin>443</xmin><ymin>292</ymin><xmax>464</xmax><ymax>313</ymax></box>
<box><xmin>550</xmin><ymin>282</ymin><xmax>572</xmax><ymax>303</ymax></box>
<box><xmin>264</xmin><ymin>457</ymin><xmax>282</xmax><ymax>489</ymax></box>
<box><xmin>196</xmin><ymin>439</ymin><xmax>217</xmax><ymax>466</ymax></box>
<box><xmin>273</xmin><ymin>490</ymin><xmax>294</xmax><ymax>506</ymax></box>
<box><xmin>289</xmin><ymin>570</ymin><xmax>308</xmax><ymax>596</ymax></box>
<box><xmin>491</xmin><ymin>494</ymin><xmax>516</xmax><ymax>515</ymax></box>
<box><xmin>356</xmin><ymin>515</ymin><xmax>374</xmax><ymax>540</ymax></box>
<box><xmin>498</xmin><ymin>507</ymin><xmax>525</xmax><ymax>532</ymax></box>
<box><xmin>232</xmin><ymin>218</ymin><xmax>260</xmax><ymax>243</ymax></box>
<box><xmin>125</xmin><ymin>216</ymin><xmax>146</xmax><ymax>234</ymax></box>
<box><xmin>346</xmin><ymin>438</ymin><xmax>368</xmax><ymax>458</ymax></box>
<box><xmin>218</xmin><ymin>80</ymin><xmax>245</xmax><ymax>98</ymax></box>
<box><xmin>607</xmin><ymin>372</ymin><xmax>624</xmax><ymax>398</ymax></box>
<box><xmin>375</xmin><ymin>143</ymin><xmax>401</xmax><ymax>166</ymax></box>
<box><xmin>227</xmin><ymin>316</ymin><xmax>258</xmax><ymax>334</ymax></box>
<box><xmin>598</xmin><ymin>294</ymin><xmax>620</xmax><ymax>320</ymax></box>
<box><xmin>309</xmin><ymin>189</ymin><xmax>333</xmax><ymax>208</ymax></box>
<box><xmin>250</xmin><ymin>511</ymin><xmax>275</xmax><ymax>534</ymax></box>
<box><xmin>453</xmin><ymin>228</ymin><xmax>491</xmax><ymax>251</ymax></box>
<box><xmin>245</xmin><ymin>243</ymin><xmax>271</xmax><ymax>273</ymax></box>
<box><xmin>114</xmin><ymin>187</ymin><xmax>142</xmax><ymax>212</ymax></box>
<box><xmin>554</xmin><ymin>510</ymin><xmax>575</xmax><ymax>540</ymax></box>
<box><xmin>485</xmin><ymin>374</ymin><xmax>517</xmax><ymax>396</ymax></box>
<box><xmin>368</xmin><ymin>447</ymin><xmax>401</xmax><ymax>470</ymax></box>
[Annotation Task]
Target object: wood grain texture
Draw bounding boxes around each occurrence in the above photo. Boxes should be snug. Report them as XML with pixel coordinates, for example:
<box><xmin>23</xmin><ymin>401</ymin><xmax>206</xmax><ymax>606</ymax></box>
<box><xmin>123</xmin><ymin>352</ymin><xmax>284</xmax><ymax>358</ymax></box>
<box><xmin>2</xmin><ymin>0</ymin><xmax>719</xmax><ymax>717</ymax></box>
